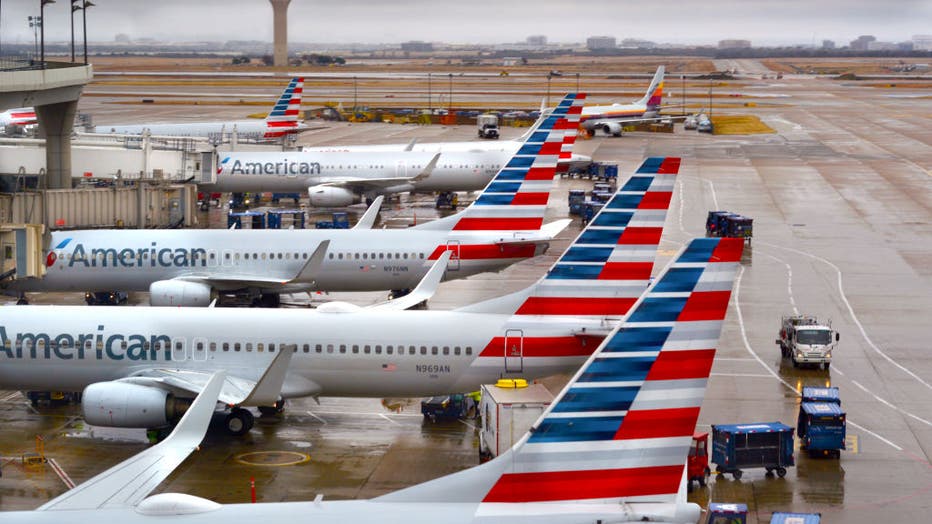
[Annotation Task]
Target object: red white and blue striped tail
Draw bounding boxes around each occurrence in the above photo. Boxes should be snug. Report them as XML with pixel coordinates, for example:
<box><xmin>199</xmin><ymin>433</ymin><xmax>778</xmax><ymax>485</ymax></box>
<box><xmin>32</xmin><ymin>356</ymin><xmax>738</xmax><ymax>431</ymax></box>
<box><xmin>263</xmin><ymin>77</ymin><xmax>303</xmax><ymax>136</ymax></box>
<box><xmin>417</xmin><ymin>93</ymin><xmax>584</xmax><ymax>233</ymax></box>
<box><xmin>515</xmin><ymin>156</ymin><xmax>680</xmax><ymax>318</ymax></box>
<box><xmin>375</xmin><ymin>237</ymin><xmax>742</xmax><ymax>511</ymax></box>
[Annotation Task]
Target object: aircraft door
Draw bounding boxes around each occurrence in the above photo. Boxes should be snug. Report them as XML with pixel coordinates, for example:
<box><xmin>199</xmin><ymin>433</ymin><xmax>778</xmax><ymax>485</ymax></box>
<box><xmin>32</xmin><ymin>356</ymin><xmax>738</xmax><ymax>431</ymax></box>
<box><xmin>192</xmin><ymin>337</ymin><xmax>208</xmax><ymax>362</ymax></box>
<box><xmin>395</xmin><ymin>160</ymin><xmax>407</xmax><ymax>178</ymax></box>
<box><xmin>171</xmin><ymin>337</ymin><xmax>187</xmax><ymax>362</ymax></box>
<box><xmin>445</xmin><ymin>241</ymin><xmax>461</xmax><ymax>271</ymax></box>
<box><xmin>503</xmin><ymin>329</ymin><xmax>524</xmax><ymax>374</ymax></box>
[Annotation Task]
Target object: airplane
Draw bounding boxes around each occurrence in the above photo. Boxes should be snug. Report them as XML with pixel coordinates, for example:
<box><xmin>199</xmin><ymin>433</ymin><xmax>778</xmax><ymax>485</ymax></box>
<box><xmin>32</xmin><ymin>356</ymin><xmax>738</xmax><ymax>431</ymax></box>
<box><xmin>2</xmin><ymin>234</ymin><xmax>743</xmax><ymax>524</ymax></box>
<box><xmin>0</xmin><ymin>154</ymin><xmax>682</xmax><ymax>436</ymax></box>
<box><xmin>6</xmin><ymin>94</ymin><xmax>586</xmax><ymax>307</ymax></box>
<box><xmin>0</xmin><ymin>107</ymin><xmax>38</xmax><ymax>135</ymax></box>
<box><xmin>204</xmin><ymin>99</ymin><xmax>587</xmax><ymax>207</ymax></box>
<box><xmin>90</xmin><ymin>77</ymin><xmax>308</xmax><ymax>139</ymax></box>
<box><xmin>580</xmin><ymin>65</ymin><xmax>674</xmax><ymax>137</ymax></box>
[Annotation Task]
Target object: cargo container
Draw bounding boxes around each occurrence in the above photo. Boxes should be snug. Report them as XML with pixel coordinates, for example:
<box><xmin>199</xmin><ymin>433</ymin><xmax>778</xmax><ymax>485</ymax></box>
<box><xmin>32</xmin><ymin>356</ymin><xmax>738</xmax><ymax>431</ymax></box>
<box><xmin>478</xmin><ymin>380</ymin><xmax>553</xmax><ymax>462</ymax></box>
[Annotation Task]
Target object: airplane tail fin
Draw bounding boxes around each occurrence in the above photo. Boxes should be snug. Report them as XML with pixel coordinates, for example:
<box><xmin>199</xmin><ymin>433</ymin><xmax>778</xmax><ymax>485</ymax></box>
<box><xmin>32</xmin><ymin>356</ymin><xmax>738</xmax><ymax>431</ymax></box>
<box><xmin>412</xmin><ymin>93</ymin><xmax>585</xmax><ymax>232</ymax></box>
<box><xmin>637</xmin><ymin>66</ymin><xmax>665</xmax><ymax>110</ymax></box>
<box><xmin>458</xmin><ymin>156</ymin><xmax>681</xmax><ymax>320</ymax></box>
<box><xmin>264</xmin><ymin>77</ymin><xmax>304</xmax><ymax>135</ymax></box>
<box><xmin>376</xmin><ymin>237</ymin><xmax>743</xmax><ymax>511</ymax></box>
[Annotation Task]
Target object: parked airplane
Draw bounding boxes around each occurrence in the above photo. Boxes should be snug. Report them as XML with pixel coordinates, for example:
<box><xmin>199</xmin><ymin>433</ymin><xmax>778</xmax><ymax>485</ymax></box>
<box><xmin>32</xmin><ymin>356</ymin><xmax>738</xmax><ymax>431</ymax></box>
<box><xmin>0</xmin><ymin>155</ymin><xmax>682</xmax><ymax>435</ymax></box>
<box><xmin>0</xmin><ymin>107</ymin><xmax>37</xmax><ymax>135</ymax></box>
<box><xmin>7</xmin><ymin>94</ymin><xmax>586</xmax><ymax>307</ymax></box>
<box><xmin>3</xmin><ymin>234</ymin><xmax>742</xmax><ymax>524</ymax></box>
<box><xmin>580</xmin><ymin>65</ymin><xmax>670</xmax><ymax>136</ymax></box>
<box><xmin>91</xmin><ymin>77</ymin><xmax>308</xmax><ymax>139</ymax></box>
<box><xmin>205</xmin><ymin>95</ymin><xmax>586</xmax><ymax>207</ymax></box>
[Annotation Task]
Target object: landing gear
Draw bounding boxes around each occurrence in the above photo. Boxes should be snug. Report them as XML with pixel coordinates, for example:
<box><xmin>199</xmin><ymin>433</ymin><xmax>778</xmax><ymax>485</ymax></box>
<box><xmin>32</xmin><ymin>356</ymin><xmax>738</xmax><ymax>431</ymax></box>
<box><xmin>225</xmin><ymin>408</ymin><xmax>255</xmax><ymax>436</ymax></box>
<box><xmin>251</xmin><ymin>294</ymin><xmax>281</xmax><ymax>308</ymax></box>
<box><xmin>258</xmin><ymin>399</ymin><xmax>286</xmax><ymax>417</ymax></box>
<box><xmin>15</xmin><ymin>294</ymin><xmax>28</xmax><ymax>305</ymax></box>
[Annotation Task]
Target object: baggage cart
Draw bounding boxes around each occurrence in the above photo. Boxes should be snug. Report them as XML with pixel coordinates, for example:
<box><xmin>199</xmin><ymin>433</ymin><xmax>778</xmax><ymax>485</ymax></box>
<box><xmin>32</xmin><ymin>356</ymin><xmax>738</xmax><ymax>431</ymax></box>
<box><xmin>711</xmin><ymin>422</ymin><xmax>795</xmax><ymax>479</ymax></box>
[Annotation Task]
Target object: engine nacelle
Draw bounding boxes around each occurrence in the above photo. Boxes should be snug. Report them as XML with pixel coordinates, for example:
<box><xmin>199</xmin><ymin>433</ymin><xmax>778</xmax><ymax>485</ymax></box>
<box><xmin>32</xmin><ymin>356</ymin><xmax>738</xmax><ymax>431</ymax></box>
<box><xmin>307</xmin><ymin>185</ymin><xmax>358</xmax><ymax>207</ymax></box>
<box><xmin>82</xmin><ymin>382</ymin><xmax>182</xmax><ymax>428</ymax></box>
<box><xmin>149</xmin><ymin>279</ymin><xmax>213</xmax><ymax>307</ymax></box>
<box><xmin>601</xmin><ymin>121</ymin><xmax>623</xmax><ymax>136</ymax></box>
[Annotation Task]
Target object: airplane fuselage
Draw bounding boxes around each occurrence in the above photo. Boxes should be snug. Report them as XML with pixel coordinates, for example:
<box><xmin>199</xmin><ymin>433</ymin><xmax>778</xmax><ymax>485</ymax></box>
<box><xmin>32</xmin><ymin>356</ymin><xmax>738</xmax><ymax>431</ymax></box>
<box><xmin>92</xmin><ymin>120</ymin><xmax>305</xmax><ymax>138</ymax></box>
<box><xmin>0</xmin><ymin>305</ymin><xmax>588</xmax><ymax>398</ymax></box>
<box><xmin>207</xmin><ymin>151</ymin><xmax>504</xmax><ymax>193</ymax></box>
<box><xmin>11</xmin><ymin>228</ymin><xmax>546</xmax><ymax>294</ymax></box>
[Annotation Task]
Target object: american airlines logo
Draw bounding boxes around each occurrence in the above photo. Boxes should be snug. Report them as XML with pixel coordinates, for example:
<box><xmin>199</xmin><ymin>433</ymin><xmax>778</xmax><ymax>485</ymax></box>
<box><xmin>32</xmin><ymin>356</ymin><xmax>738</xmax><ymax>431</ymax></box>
<box><xmin>0</xmin><ymin>325</ymin><xmax>172</xmax><ymax>362</ymax></box>
<box><xmin>221</xmin><ymin>157</ymin><xmax>322</xmax><ymax>175</ymax></box>
<box><xmin>51</xmin><ymin>240</ymin><xmax>209</xmax><ymax>268</ymax></box>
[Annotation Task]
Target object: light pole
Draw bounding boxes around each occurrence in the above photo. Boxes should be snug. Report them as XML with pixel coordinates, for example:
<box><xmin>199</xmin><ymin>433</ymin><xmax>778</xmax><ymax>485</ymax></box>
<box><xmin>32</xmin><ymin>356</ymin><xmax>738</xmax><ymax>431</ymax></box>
<box><xmin>70</xmin><ymin>0</ymin><xmax>80</xmax><ymax>62</ymax></box>
<box><xmin>427</xmin><ymin>72</ymin><xmax>432</xmax><ymax>114</ymax></box>
<box><xmin>352</xmin><ymin>75</ymin><xmax>357</xmax><ymax>115</ymax></box>
<box><xmin>81</xmin><ymin>0</ymin><xmax>94</xmax><ymax>64</ymax></box>
<box><xmin>546</xmin><ymin>72</ymin><xmax>552</xmax><ymax>107</ymax></box>
<box><xmin>40</xmin><ymin>0</ymin><xmax>55</xmax><ymax>66</ymax></box>
<box><xmin>708</xmin><ymin>79</ymin><xmax>713</xmax><ymax>118</ymax></box>
<box><xmin>575</xmin><ymin>72</ymin><xmax>580</xmax><ymax>92</ymax></box>
<box><xmin>447</xmin><ymin>73</ymin><xmax>452</xmax><ymax>114</ymax></box>
<box><xmin>28</xmin><ymin>15</ymin><xmax>41</xmax><ymax>58</ymax></box>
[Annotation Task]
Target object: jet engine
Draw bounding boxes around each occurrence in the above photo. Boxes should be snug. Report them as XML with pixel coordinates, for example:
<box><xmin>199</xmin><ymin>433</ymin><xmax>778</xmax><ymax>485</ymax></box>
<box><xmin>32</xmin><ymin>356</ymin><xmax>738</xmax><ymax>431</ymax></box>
<box><xmin>82</xmin><ymin>382</ymin><xmax>187</xmax><ymax>428</ymax></box>
<box><xmin>600</xmin><ymin>122</ymin><xmax>623</xmax><ymax>136</ymax></box>
<box><xmin>149</xmin><ymin>280</ymin><xmax>213</xmax><ymax>307</ymax></box>
<box><xmin>307</xmin><ymin>185</ymin><xmax>358</xmax><ymax>207</ymax></box>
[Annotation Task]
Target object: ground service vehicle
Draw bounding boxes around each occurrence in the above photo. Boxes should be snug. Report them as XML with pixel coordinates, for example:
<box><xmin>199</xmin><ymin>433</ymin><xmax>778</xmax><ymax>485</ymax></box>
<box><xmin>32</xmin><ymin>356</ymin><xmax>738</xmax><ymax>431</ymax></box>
<box><xmin>797</xmin><ymin>387</ymin><xmax>845</xmax><ymax>458</ymax></box>
<box><xmin>478</xmin><ymin>380</ymin><xmax>552</xmax><ymax>462</ymax></box>
<box><xmin>712</xmin><ymin>422</ymin><xmax>795</xmax><ymax>479</ymax></box>
<box><xmin>420</xmin><ymin>394</ymin><xmax>468</xmax><ymax>422</ymax></box>
<box><xmin>477</xmin><ymin>113</ymin><xmax>499</xmax><ymax>139</ymax></box>
<box><xmin>687</xmin><ymin>432</ymin><xmax>711</xmax><ymax>491</ymax></box>
<box><xmin>706</xmin><ymin>211</ymin><xmax>753</xmax><ymax>243</ymax></box>
<box><xmin>777</xmin><ymin>315</ymin><xmax>840</xmax><ymax>369</ymax></box>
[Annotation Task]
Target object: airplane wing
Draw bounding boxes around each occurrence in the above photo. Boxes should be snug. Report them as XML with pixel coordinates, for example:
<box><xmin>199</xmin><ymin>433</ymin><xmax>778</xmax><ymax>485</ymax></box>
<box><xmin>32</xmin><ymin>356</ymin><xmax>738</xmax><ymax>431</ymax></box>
<box><xmin>353</xmin><ymin>196</ymin><xmax>383</xmax><ymax>229</ymax></box>
<box><xmin>173</xmin><ymin>240</ymin><xmax>329</xmax><ymax>289</ymax></box>
<box><xmin>118</xmin><ymin>344</ymin><xmax>296</xmax><ymax>407</ymax></box>
<box><xmin>37</xmin><ymin>372</ymin><xmax>226</xmax><ymax>511</ymax></box>
<box><xmin>366</xmin><ymin>250</ymin><xmax>451</xmax><ymax>311</ymax></box>
<box><xmin>312</xmin><ymin>153</ymin><xmax>441</xmax><ymax>193</ymax></box>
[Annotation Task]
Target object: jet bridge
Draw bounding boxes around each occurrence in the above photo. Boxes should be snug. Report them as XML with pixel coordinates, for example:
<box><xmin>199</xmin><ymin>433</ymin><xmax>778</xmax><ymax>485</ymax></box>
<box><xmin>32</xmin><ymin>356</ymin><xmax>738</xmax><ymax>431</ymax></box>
<box><xmin>0</xmin><ymin>223</ymin><xmax>46</xmax><ymax>282</ymax></box>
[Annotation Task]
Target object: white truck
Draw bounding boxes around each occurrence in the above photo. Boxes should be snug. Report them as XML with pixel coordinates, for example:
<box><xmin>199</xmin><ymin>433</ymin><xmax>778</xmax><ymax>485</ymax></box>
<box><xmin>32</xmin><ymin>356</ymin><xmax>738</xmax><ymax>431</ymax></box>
<box><xmin>776</xmin><ymin>315</ymin><xmax>840</xmax><ymax>370</ymax></box>
<box><xmin>477</xmin><ymin>113</ymin><xmax>500</xmax><ymax>139</ymax></box>
<box><xmin>478</xmin><ymin>380</ymin><xmax>553</xmax><ymax>462</ymax></box>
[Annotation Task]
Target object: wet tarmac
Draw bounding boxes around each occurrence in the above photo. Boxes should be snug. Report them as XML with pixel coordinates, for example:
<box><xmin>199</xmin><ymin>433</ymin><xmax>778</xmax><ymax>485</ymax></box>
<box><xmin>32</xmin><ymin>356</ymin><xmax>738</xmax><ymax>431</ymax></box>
<box><xmin>2</xmin><ymin>72</ymin><xmax>932</xmax><ymax>523</ymax></box>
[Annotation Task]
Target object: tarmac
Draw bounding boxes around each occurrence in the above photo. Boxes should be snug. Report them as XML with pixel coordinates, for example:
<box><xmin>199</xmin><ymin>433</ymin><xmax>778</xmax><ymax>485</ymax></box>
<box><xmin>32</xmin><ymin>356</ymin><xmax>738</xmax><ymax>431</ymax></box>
<box><xmin>1</xmin><ymin>71</ymin><xmax>931</xmax><ymax>523</ymax></box>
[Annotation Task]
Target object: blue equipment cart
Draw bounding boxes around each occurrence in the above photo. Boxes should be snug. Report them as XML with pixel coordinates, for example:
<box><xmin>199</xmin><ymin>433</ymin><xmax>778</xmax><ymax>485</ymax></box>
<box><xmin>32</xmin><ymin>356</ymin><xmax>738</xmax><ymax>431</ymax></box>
<box><xmin>228</xmin><ymin>211</ymin><xmax>266</xmax><ymax>230</ymax></box>
<box><xmin>267</xmin><ymin>209</ymin><xmax>306</xmax><ymax>229</ymax></box>
<box><xmin>568</xmin><ymin>190</ymin><xmax>586</xmax><ymax>216</ymax></box>
<box><xmin>771</xmin><ymin>512</ymin><xmax>821</xmax><ymax>524</ymax></box>
<box><xmin>797</xmin><ymin>401</ymin><xmax>846</xmax><ymax>458</ymax></box>
<box><xmin>802</xmin><ymin>386</ymin><xmax>840</xmax><ymax>405</ymax></box>
<box><xmin>711</xmin><ymin>422</ymin><xmax>795</xmax><ymax>479</ymax></box>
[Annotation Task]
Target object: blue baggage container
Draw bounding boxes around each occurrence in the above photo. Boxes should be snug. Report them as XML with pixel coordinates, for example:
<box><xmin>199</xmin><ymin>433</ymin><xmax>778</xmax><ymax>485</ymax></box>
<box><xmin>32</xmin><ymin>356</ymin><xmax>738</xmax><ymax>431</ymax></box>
<box><xmin>711</xmin><ymin>422</ymin><xmax>795</xmax><ymax>479</ymax></box>
<box><xmin>797</xmin><ymin>401</ymin><xmax>845</xmax><ymax>458</ymax></box>
<box><xmin>708</xmin><ymin>503</ymin><xmax>747</xmax><ymax>524</ymax></box>
<box><xmin>801</xmin><ymin>386</ymin><xmax>840</xmax><ymax>405</ymax></box>
<box><xmin>770</xmin><ymin>512</ymin><xmax>821</xmax><ymax>524</ymax></box>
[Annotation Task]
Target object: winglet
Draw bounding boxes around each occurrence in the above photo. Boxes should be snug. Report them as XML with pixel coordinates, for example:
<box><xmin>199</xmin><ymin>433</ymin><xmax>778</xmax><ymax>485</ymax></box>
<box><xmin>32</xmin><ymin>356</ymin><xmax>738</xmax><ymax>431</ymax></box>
<box><xmin>37</xmin><ymin>372</ymin><xmax>226</xmax><ymax>511</ymax></box>
<box><xmin>353</xmin><ymin>195</ymin><xmax>384</xmax><ymax>230</ymax></box>
<box><xmin>367</xmin><ymin>250</ymin><xmax>452</xmax><ymax>311</ymax></box>
<box><xmin>403</xmin><ymin>138</ymin><xmax>418</xmax><ymax>152</ymax></box>
<box><xmin>240</xmin><ymin>344</ymin><xmax>296</xmax><ymax>406</ymax></box>
<box><xmin>289</xmin><ymin>240</ymin><xmax>330</xmax><ymax>284</ymax></box>
<box><xmin>411</xmin><ymin>152</ymin><xmax>441</xmax><ymax>182</ymax></box>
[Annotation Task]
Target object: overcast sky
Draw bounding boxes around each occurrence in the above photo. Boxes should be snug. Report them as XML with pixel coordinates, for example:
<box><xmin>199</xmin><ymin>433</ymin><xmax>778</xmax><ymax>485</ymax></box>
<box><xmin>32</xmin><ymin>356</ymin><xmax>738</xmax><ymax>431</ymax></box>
<box><xmin>1</xmin><ymin>0</ymin><xmax>929</xmax><ymax>46</ymax></box>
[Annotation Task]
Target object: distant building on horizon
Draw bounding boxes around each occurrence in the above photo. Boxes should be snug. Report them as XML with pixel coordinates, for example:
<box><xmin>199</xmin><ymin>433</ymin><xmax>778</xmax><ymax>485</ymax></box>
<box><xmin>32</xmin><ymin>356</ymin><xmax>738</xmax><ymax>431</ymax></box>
<box><xmin>401</xmin><ymin>41</ymin><xmax>433</xmax><ymax>53</ymax></box>
<box><xmin>586</xmin><ymin>36</ymin><xmax>616</xmax><ymax>51</ymax></box>
<box><xmin>526</xmin><ymin>35</ymin><xmax>547</xmax><ymax>46</ymax></box>
<box><xmin>849</xmin><ymin>35</ymin><xmax>876</xmax><ymax>50</ymax></box>
<box><xmin>913</xmin><ymin>35</ymin><xmax>932</xmax><ymax>51</ymax></box>
<box><xmin>822</xmin><ymin>40</ymin><xmax>835</xmax><ymax>49</ymax></box>
<box><xmin>718</xmin><ymin>39</ymin><xmax>751</xmax><ymax>49</ymax></box>
<box><xmin>867</xmin><ymin>41</ymin><xmax>897</xmax><ymax>51</ymax></box>
<box><xmin>620</xmin><ymin>38</ymin><xmax>656</xmax><ymax>49</ymax></box>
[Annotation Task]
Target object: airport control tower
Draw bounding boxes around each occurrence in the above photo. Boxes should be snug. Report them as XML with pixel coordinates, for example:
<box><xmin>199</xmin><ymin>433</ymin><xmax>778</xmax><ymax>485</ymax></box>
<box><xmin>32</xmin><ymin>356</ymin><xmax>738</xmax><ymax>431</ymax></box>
<box><xmin>269</xmin><ymin>0</ymin><xmax>291</xmax><ymax>67</ymax></box>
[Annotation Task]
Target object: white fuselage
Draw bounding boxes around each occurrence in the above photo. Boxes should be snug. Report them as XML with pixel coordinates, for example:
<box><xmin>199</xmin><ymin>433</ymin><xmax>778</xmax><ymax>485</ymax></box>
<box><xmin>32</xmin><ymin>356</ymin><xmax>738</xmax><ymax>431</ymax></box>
<box><xmin>92</xmin><ymin>120</ymin><xmax>305</xmax><ymax>138</ymax></box>
<box><xmin>206</xmin><ymin>150</ymin><xmax>503</xmax><ymax>194</ymax></box>
<box><xmin>0</xmin><ymin>305</ymin><xmax>586</xmax><ymax>398</ymax></box>
<box><xmin>12</xmin><ymin>227</ymin><xmax>545</xmax><ymax>294</ymax></box>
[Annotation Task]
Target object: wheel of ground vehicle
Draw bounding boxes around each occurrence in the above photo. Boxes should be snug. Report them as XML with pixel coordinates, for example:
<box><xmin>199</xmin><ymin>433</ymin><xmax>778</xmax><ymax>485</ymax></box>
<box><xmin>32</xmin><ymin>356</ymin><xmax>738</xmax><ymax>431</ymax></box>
<box><xmin>776</xmin><ymin>467</ymin><xmax>787</xmax><ymax>478</ymax></box>
<box><xmin>765</xmin><ymin>467</ymin><xmax>774</xmax><ymax>476</ymax></box>
<box><xmin>225</xmin><ymin>408</ymin><xmax>255</xmax><ymax>436</ymax></box>
<box><xmin>732</xmin><ymin>470</ymin><xmax>742</xmax><ymax>480</ymax></box>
